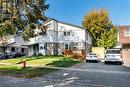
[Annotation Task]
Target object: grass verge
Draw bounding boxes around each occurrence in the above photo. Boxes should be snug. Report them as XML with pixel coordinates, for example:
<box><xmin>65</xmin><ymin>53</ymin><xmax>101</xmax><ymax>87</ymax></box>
<box><xmin>0</xmin><ymin>65</ymin><xmax>57</xmax><ymax>78</ymax></box>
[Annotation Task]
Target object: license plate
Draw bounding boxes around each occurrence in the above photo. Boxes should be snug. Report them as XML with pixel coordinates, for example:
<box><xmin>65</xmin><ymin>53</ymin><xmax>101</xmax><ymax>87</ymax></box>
<box><xmin>112</xmin><ymin>55</ymin><xmax>115</xmax><ymax>57</ymax></box>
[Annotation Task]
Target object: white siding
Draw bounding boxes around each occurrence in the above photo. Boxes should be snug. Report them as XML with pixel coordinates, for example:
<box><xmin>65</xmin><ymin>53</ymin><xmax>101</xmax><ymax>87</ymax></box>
<box><xmin>26</xmin><ymin>19</ymin><xmax>92</xmax><ymax>55</ymax></box>
<box><xmin>29</xmin><ymin>20</ymin><xmax>92</xmax><ymax>46</ymax></box>
<box><xmin>58</xmin><ymin>23</ymin><xmax>86</xmax><ymax>43</ymax></box>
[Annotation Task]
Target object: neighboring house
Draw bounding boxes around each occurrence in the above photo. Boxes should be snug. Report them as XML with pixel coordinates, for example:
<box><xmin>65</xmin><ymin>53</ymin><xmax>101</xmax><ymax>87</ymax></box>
<box><xmin>118</xmin><ymin>25</ymin><xmax>130</xmax><ymax>64</ymax></box>
<box><xmin>24</xmin><ymin>19</ymin><xmax>92</xmax><ymax>57</ymax></box>
<box><xmin>0</xmin><ymin>35</ymin><xmax>27</xmax><ymax>54</ymax></box>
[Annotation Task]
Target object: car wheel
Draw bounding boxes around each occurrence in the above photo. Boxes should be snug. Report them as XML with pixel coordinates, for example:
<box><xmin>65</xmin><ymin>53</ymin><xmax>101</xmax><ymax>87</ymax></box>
<box><xmin>119</xmin><ymin>62</ymin><xmax>123</xmax><ymax>65</ymax></box>
<box><xmin>2</xmin><ymin>57</ymin><xmax>5</xmax><ymax>59</ymax></box>
<box><xmin>96</xmin><ymin>60</ymin><xmax>99</xmax><ymax>63</ymax></box>
<box><xmin>105</xmin><ymin>61</ymin><xmax>108</xmax><ymax>64</ymax></box>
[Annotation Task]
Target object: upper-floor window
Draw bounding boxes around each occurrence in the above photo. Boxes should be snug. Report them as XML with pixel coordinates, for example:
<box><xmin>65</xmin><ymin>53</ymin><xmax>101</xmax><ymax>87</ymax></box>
<box><xmin>46</xmin><ymin>23</ymin><xmax>52</xmax><ymax>30</ymax></box>
<box><xmin>64</xmin><ymin>31</ymin><xmax>71</xmax><ymax>36</ymax></box>
<box><xmin>124</xmin><ymin>29</ymin><xmax>130</xmax><ymax>37</ymax></box>
<box><xmin>60</xmin><ymin>26</ymin><xmax>65</xmax><ymax>30</ymax></box>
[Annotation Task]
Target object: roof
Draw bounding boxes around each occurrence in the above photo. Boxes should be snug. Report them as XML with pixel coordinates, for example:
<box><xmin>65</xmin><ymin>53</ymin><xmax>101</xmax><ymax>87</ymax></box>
<box><xmin>118</xmin><ymin>25</ymin><xmax>130</xmax><ymax>29</ymax></box>
<box><xmin>44</xmin><ymin>18</ymin><xmax>93</xmax><ymax>37</ymax></box>
<box><xmin>118</xmin><ymin>25</ymin><xmax>130</xmax><ymax>27</ymax></box>
<box><xmin>22</xmin><ymin>42</ymin><xmax>39</xmax><ymax>46</ymax></box>
<box><xmin>0</xmin><ymin>42</ymin><xmax>15</xmax><ymax>47</ymax></box>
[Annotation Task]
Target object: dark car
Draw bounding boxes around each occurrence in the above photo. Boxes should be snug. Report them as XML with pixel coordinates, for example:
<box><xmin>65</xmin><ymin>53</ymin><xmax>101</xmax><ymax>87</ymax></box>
<box><xmin>9</xmin><ymin>52</ymin><xmax>24</xmax><ymax>58</ymax></box>
<box><xmin>0</xmin><ymin>53</ymin><xmax>9</xmax><ymax>59</ymax></box>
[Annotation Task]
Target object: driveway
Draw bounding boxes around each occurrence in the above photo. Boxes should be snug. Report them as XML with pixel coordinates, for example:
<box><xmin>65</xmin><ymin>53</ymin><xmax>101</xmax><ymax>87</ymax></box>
<box><xmin>0</xmin><ymin>62</ymin><xmax>130</xmax><ymax>87</ymax></box>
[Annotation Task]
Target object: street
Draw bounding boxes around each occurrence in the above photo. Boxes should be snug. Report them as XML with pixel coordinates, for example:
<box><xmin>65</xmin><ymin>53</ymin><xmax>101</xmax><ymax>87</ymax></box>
<box><xmin>0</xmin><ymin>62</ymin><xmax>130</xmax><ymax>87</ymax></box>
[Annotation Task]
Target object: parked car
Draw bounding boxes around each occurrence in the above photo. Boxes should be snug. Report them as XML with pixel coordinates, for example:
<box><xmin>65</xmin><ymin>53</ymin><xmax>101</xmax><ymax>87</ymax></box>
<box><xmin>0</xmin><ymin>53</ymin><xmax>9</xmax><ymax>59</ymax></box>
<box><xmin>104</xmin><ymin>49</ymin><xmax>123</xmax><ymax>64</ymax></box>
<box><xmin>9</xmin><ymin>52</ymin><xmax>25</xmax><ymax>58</ymax></box>
<box><xmin>86</xmin><ymin>53</ymin><xmax>99</xmax><ymax>62</ymax></box>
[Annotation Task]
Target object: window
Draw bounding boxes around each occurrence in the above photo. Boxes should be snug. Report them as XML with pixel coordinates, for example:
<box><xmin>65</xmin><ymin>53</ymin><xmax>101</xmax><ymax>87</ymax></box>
<box><xmin>64</xmin><ymin>31</ymin><xmax>71</xmax><ymax>36</ymax></box>
<box><xmin>64</xmin><ymin>32</ymin><xmax>67</xmax><ymax>36</ymax></box>
<box><xmin>64</xmin><ymin>44</ymin><xmax>71</xmax><ymax>50</ymax></box>
<box><xmin>11</xmin><ymin>47</ymin><xmax>15</xmax><ymax>52</ymax></box>
<box><xmin>124</xmin><ymin>29</ymin><xmax>130</xmax><ymax>37</ymax></box>
<box><xmin>65</xmin><ymin>44</ymin><xmax>69</xmax><ymax>49</ymax></box>
<box><xmin>40</xmin><ymin>46</ymin><xmax>43</xmax><ymax>50</ymax></box>
<box><xmin>44</xmin><ymin>43</ymin><xmax>47</xmax><ymax>50</ymax></box>
<box><xmin>47</xmin><ymin>23</ymin><xmax>52</xmax><ymax>29</ymax></box>
<box><xmin>21</xmin><ymin>48</ymin><xmax>25</xmax><ymax>53</ymax></box>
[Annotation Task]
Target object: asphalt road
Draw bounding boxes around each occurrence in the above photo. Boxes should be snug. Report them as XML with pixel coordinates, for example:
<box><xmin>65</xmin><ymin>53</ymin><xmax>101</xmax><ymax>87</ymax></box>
<box><xmin>0</xmin><ymin>62</ymin><xmax>130</xmax><ymax>87</ymax></box>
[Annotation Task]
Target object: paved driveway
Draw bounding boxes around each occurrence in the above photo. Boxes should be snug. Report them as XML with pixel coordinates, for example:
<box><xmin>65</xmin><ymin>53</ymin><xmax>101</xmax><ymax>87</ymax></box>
<box><xmin>0</xmin><ymin>62</ymin><xmax>130</xmax><ymax>87</ymax></box>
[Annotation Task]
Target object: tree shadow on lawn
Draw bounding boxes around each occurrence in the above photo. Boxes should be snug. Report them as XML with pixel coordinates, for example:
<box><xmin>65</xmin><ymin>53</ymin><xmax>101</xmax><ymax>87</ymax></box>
<box><xmin>16</xmin><ymin>55</ymin><xmax>64</xmax><ymax>64</ymax></box>
<box><xmin>0</xmin><ymin>67</ymin><xmax>57</xmax><ymax>78</ymax></box>
<box><xmin>46</xmin><ymin>58</ymin><xmax>81</xmax><ymax>67</ymax></box>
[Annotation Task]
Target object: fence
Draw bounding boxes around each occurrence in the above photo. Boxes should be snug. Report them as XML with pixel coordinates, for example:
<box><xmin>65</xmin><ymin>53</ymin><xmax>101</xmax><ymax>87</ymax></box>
<box><xmin>64</xmin><ymin>49</ymin><xmax>86</xmax><ymax>60</ymax></box>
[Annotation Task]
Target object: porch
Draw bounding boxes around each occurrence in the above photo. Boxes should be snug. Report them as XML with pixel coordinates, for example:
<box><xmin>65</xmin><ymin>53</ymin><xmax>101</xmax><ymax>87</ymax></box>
<box><xmin>24</xmin><ymin>42</ymin><xmax>58</xmax><ymax>56</ymax></box>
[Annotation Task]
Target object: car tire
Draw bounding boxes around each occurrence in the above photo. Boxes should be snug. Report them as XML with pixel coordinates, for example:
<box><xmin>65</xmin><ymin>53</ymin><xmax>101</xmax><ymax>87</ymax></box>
<box><xmin>2</xmin><ymin>57</ymin><xmax>5</xmax><ymax>59</ymax></box>
<box><xmin>105</xmin><ymin>61</ymin><xmax>108</xmax><ymax>64</ymax></box>
<box><xmin>97</xmin><ymin>60</ymin><xmax>99</xmax><ymax>63</ymax></box>
<box><xmin>119</xmin><ymin>62</ymin><xmax>123</xmax><ymax>65</ymax></box>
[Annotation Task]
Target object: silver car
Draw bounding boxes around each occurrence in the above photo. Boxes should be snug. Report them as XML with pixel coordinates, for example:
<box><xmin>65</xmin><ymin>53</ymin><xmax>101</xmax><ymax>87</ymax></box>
<box><xmin>105</xmin><ymin>49</ymin><xmax>123</xmax><ymax>64</ymax></box>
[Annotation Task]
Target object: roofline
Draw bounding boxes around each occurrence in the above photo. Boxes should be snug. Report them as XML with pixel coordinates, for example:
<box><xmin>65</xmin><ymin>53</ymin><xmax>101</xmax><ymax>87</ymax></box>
<box><xmin>118</xmin><ymin>25</ymin><xmax>130</xmax><ymax>27</ymax></box>
<box><xmin>44</xmin><ymin>18</ymin><xmax>93</xmax><ymax>37</ymax></box>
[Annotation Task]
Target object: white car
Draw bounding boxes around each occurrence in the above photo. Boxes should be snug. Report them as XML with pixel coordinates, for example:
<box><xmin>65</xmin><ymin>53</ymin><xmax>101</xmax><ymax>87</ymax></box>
<box><xmin>86</xmin><ymin>53</ymin><xmax>99</xmax><ymax>62</ymax></box>
<box><xmin>104</xmin><ymin>49</ymin><xmax>123</xmax><ymax>64</ymax></box>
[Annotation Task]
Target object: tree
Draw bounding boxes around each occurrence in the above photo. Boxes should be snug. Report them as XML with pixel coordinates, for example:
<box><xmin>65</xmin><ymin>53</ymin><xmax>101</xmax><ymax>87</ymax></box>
<box><xmin>0</xmin><ymin>0</ymin><xmax>49</xmax><ymax>42</ymax></box>
<box><xmin>96</xmin><ymin>27</ymin><xmax>117</xmax><ymax>48</ymax></box>
<box><xmin>82</xmin><ymin>9</ymin><xmax>117</xmax><ymax>48</ymax></box>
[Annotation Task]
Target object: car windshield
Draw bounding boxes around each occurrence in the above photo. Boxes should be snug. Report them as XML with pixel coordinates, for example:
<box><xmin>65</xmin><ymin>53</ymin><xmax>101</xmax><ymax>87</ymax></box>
<box><xmin>106</xmin><ymin>50</ymin><xmax>120</xmax><ymax>54</ymax></box>
<box><xmin>89</xmin><ymin>53</ymin><xmax>96</xmax><ymax>55</ymax></box>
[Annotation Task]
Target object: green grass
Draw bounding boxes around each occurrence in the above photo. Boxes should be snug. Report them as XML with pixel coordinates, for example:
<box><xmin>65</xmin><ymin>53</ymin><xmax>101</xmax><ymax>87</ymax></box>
<box><xmin>0</xmin><ymin>64</ymin><xmax>57</xmax><ymax>78</ymax></box>
<box><xmin>0</xmin><ymin>56</ymin><xmax>81</xmax><ymax>78</ymax></box>
<box><xmin>0</xmin><ymin>56</ymin><xmax>81</xmax><ymax>67</ymax></box>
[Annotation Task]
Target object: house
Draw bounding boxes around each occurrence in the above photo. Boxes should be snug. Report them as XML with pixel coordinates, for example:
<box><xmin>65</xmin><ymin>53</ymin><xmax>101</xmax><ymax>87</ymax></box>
<box><xmin>24</xmin><ymin>19</ymin><xmax>92</xmax><ymax>57</ymax></box>
<box><xmin>0</xmin><ymin>35</ymin><xmax>27</xmax><ymax>54</ymax></box>
<box><xmin>118</xmin><ymin>25</ymin><xmax>130</xmax><ymax>65</ymax></box>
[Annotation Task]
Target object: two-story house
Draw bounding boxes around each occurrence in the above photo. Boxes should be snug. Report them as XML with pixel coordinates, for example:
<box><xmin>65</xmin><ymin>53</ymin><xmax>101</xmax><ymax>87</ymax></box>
<box><xmin>24</xmin><ymin>19</ymin><xmax>92</xmax><ymax>57</ymax></box>
<box><xmin>118</xmin><ymin>25</ymin><xmax>130</xmax><ymax>64</ymax></box>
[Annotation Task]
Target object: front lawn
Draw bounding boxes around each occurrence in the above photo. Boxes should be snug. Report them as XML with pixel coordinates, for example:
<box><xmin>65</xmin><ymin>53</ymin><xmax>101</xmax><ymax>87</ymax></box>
<box><xmin>0</xmin><ymin>56</ymin><xmax>81</xmax><ymax>78</ymax></box>
<box><xmin>0</xmin><ymin>65</ymin><xmax>57</xmax><ymax>78</ymax></box>
<box><xmin>0</xmin><ymin>56</ymin><xmax>81</xmax><ymax>67</ymax></box>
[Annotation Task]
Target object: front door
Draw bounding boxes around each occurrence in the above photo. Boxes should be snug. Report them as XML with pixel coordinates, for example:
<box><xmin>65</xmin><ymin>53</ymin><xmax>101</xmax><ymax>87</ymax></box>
<box><xmin>33</xmin><ymin>44</ymin><xmax>39</xmax><ymax>55</ymax></box>
<box><xmin>39</xmin><ymin>43</ymin><xmax>47</xmax><ymax>55</ymax></box>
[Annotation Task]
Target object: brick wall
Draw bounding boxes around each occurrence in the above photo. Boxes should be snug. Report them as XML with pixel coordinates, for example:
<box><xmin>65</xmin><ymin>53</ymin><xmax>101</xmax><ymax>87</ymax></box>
<box><xmin>122</xmin><ymin>44</ymin><xmax>130</xmax><ymax>65</ymax></box>
<box><xmin>119</xmin><ymin>26</ymin><xmax>130</xmax><ymax>44</ymax></box>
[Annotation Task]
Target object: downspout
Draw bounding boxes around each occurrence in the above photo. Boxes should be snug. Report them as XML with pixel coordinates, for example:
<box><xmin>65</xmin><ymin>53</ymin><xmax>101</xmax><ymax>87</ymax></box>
<box><xmin>85</xmin><ymin>29</ymin><xmax>87</xmax><ymax>58</ymax></box>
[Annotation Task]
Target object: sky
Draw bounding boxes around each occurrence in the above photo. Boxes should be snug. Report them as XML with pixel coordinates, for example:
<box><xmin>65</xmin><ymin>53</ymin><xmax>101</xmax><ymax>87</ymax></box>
<box><xmin>46</xmin><ymin>0</ymin><xmax>130</xmax><ymax>26</ymax></box>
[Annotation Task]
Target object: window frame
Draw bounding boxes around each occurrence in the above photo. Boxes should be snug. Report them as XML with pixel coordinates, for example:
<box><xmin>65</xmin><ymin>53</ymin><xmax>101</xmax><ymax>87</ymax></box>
<box><xmin>63</xmin><ymin>31</ymin><xmax>71</xmax><ymax>36</ymax></box>
<box><xmin>124</xmin><ymin>29</ymin><xmax>130</xmax><ymax>37</ymax></box>
<box><xmin>64</xmin><ymin>44</ymin><xmax>71</xmax><ymax>50</ymax></box>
